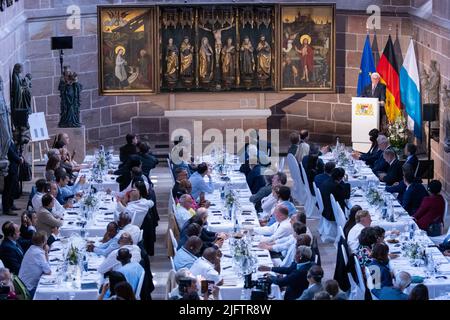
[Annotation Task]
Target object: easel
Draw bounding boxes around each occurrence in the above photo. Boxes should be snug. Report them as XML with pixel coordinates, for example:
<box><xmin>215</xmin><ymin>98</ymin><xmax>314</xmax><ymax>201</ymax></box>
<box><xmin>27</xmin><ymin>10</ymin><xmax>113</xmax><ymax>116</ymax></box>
<box><xmin>30</xmin><ymin>97</ymin><xmax>50</xmax><ymax>180</ymax></box>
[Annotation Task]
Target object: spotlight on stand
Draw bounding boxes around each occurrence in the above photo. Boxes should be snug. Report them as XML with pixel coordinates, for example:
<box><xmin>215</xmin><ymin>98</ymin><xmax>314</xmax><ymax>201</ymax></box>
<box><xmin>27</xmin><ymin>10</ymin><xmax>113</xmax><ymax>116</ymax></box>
<box><xmin>51</xmin><ymin>36</ymin><xmax>73</xmax><ymax>75</ymax></box>
<box><xmin>423</xmin><ymin>103</ymin><xmax>439</xmax><ymax>184</ymax></box>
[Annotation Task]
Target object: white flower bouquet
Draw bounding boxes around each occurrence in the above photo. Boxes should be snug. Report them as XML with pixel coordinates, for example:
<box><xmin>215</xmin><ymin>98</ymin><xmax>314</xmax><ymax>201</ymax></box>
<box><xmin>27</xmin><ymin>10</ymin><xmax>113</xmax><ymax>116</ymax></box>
<box><xmin>387</xmin><ymin>115</ymin><xmax>409</xmax><ymax>150</ymax></box>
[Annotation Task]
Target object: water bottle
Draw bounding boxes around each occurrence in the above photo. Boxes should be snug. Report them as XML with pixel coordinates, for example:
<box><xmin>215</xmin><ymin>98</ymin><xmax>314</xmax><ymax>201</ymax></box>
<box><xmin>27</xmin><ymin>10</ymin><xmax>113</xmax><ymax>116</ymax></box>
<box><xmin>83</xmin><ymin>255</ymin><xmax>88</xmax><ymax>272</ymax></box>
<box><xmin>409</xmin><ymin>222</ymin><xmax>415</xmax><ymax>239</ymax></box>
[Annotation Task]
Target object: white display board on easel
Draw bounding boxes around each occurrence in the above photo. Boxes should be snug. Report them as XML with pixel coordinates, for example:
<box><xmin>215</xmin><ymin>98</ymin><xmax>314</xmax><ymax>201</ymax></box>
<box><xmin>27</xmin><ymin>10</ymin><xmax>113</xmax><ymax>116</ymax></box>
<box><xmin>28</xmin><ymin>112</ymin><xmax>50</xmax><ymax>179</ymax></box>
<box><xmin>29</xmin><ymin>112</ymin><xmax>49</xmax><ymax>142</ymax></box>
<box><xmin>351</xmin><ymin>97</ymin><xmax>380</xmax><ymax>153</ymax></box>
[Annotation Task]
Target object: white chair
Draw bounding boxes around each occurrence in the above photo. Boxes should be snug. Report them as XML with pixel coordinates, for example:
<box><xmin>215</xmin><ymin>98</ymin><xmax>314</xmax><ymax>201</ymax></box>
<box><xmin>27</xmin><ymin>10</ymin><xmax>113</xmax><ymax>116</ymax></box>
<box><xmin>131</xmin><ymin>210</ymin><xmax>147</xmax><ymax>229</ymax></box>
<box><xmin>353</xmin><ymin>256</ymin><xmax>366</xmax><ymax>298</ymax></box>
<box><xmin>167</xmin><ymin>158</ymin><xmax>175</xmax><ymax>183</ymax></box>
<box><xmin>278</xmin><ymin>157</ymin><xmax>286</xmax><ymax>172</ymax></box>
<box><xmin>330</xmin><ymin>194</ymin><xmax>346</xmax><ymax>229</ymax></box>
<box><xmin>338</xmin><ymin>225</ymin><xmax>346</xmax><ymax>241</ymax></box>
<box><xmin>169</xmin><ymin>256</ymin><xmax>176</xmax><ymax>270</ymax></box>
<box><xmin>430</xmin><ymin>197</ymin><xmax>450</xmax><ymax>244</ymax></box>
<box><xmin>286</xmin><ymin>153</ymin><xmax>306</xmax><ymax>205</ymax></box>
<box><xmin>443</xmin><ymin>197</ymin><xmax>449</xmax><ymax>230</ymax></box>
<box><xmin>169</xmin><ymin>228</ymin><xmax>178</xmax><ymax>252</ymax></box>
<box><xmin>135</xmin><ymin>270</ymin><xmax>145</xmax><ymax>300</ymax></box>
<box><xmin>341</xmin><ymin>244</ymin><xmax>348</xmax><ymax>266</ymax></box>
<box><xmin>299</xmin><ymin>162</ymin><xmax>319</xmax><ymax>218</ymax></box>
<box><xmin>364</xmin><ymin>267</ymin><xmax>379</xmax><ymax>300</ymax></box>
<box><xmin>313</xmin><ymin>182</ymin><xmax>326</xmax><ymax>236</ymax></box>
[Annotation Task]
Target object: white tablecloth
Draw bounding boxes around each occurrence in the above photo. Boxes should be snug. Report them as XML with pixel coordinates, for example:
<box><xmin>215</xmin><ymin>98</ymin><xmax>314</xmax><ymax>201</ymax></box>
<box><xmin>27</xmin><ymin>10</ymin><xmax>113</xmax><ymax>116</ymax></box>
<box><xmin>34</xmin><ymin>239</ymin><xmax>104</xmax><ymax>300</ymax></box>
<box><xmin>387</xmin><ymin>233</ymin><xmax>450</xmax><ymax>299</ymax></box>
<box><xmin>60</xmin><ymin>192</ymin><xmax>117</xmax><ymax>238</ymax></box>
<box><xmin>219</xmin><ymin>237</ymin><xmax>281</xmax><ymax>300</ymax></box>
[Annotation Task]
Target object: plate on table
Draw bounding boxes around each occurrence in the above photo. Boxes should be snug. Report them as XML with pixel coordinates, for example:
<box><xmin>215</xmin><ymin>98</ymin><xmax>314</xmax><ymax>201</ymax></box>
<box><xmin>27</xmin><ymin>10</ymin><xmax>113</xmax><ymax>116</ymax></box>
<box><xmin>40</xmin><ymin>278</ymin><xmax>57</xmax><ymax>285</ymax></box>
<box><xmin>386</xmin><ymin>239</ymin><xmax>399</xmax><ymax>244</ymax></box>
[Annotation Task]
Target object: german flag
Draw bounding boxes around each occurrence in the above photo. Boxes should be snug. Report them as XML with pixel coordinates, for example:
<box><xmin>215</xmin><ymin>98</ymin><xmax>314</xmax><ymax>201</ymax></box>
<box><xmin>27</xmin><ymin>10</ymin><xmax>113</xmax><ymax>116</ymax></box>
<box><xmin>377</xmin><ymin>35</ymin><xmax>401</xmax><ymax>123</ymax></box>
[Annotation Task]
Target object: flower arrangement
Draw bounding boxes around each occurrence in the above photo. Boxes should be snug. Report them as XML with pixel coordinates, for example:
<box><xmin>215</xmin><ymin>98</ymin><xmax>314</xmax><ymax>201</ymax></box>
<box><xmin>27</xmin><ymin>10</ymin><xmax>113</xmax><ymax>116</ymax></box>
<box><xmin>83</xmin><ymin>194</ymin><xmax>98</xmax><ymax>210</ymax></box>
<box><xmin>67</xmin><ymin>245</ymin><xmax>79</xmax><ymax>265</ymax></box>
<box><xmin>225</xmin><ymin>190</ymin><xmax>237</xmax><ymax>209</ymax></box>
<box><xmin>230</xmin><ymin>236</ymin><xmax>257</xmax><ymax>275</ymax></box>
<box><xmin>402</xmin><ymin>240</ymin><xmax>426</xmax><ymax>261</ymax></box>
<box><xmin>97</xmin><ymin>153</ymin><xmax>107</xmax><ymax>171</ymax></box>
<box><xmin>367</xmin><ymin>188</ymin><xmax>383</xmax><ymax>206</ymax></box>
<box><xmin>387</xmin><ymin>115</ymin><xmax>409</xmax><ymax>150</ymax></box>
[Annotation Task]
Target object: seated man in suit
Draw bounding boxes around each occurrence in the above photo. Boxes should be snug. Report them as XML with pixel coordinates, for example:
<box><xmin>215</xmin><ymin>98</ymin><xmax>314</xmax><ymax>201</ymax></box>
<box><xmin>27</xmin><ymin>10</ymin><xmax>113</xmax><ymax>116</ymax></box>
<box><xmin>314</xmin><ymin>161</ymin><xmax>335</xmax><ymax>189</ymax></box>
<box><xmin>372</xmin><ymin>135</ymin><xmax>393</xmax><ymax>174</ymax></box>
<box><xmin>377</xmin><ymin>149</ymin><xmax>403</xmax><ymax>186</ymax></box>
<box><xmin>0</xmin><ymin>222</ymin><xmax>24</xmax><ymax>275</ymax></box>
<box><xmin>319</xmin><ymin>168</ymin><xmax>351</xmax><ymax>223</ymax></box>
<box><xmin>385</xmin><ymin>163</ymin><xmax>415</xmax><ymax>203</ymax></box>
<box><xmin>361</xmin><ymin>72</ymin><xmax>386</xmax><ymax>126</ymax></box>
<box><xmin>404</xmin><ymin>143</ymin><xmax>418</xmax><ymax>175</ymax></box>
<box><xmin>402</xmin><ymin>173</ymin><xmax>429</xmax><ymax>216</ymax></box>
<box><xmin>298</xmin><ymin>265</ymin><xmax>325</xmax><ymax>300</ymax></box>
<box><xmin>378</xmin><ymin>271</ymin><xmax>411</xmax><ymax>300</ymax></box>
<box><xmin>263</xmin><ymin>245</ymin><xmax>313</xmax><ymax>300</ymax></box>
<box><xmin>36</xmin><ymin>194</ymin><xmax>63</xmax><ymax>237</ymax></box>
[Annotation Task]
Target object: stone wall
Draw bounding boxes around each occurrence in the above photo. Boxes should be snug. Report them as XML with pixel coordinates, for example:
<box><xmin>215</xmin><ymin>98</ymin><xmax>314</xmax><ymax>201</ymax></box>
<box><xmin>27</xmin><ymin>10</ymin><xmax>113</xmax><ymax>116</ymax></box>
<box><xmin>2</xmin><ymin>0</ymin><xmax>450</xmax><ymax>191</ymax></box>
<box><xmin>19</xmin><ymin>0</ymin><xmax>415</xmax><ymax>151</ymax></box>
<box><xmin>411</xmin><ymin>16</ymin><xmax>450</xmax><ymax>192</ymax></box>
<box><xmin>0</xmin><ymin>0</ymin><xmax>26</xmax><ymax>104</ymax></box>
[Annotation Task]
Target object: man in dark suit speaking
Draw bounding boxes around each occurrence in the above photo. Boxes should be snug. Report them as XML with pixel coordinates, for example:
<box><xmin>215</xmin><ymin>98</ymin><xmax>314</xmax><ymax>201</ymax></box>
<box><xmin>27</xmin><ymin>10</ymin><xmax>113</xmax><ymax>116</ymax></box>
<box><xmin>361</xmin><ymin>72</ymin><xmax>386</xmax><ymax>127</ymax></box>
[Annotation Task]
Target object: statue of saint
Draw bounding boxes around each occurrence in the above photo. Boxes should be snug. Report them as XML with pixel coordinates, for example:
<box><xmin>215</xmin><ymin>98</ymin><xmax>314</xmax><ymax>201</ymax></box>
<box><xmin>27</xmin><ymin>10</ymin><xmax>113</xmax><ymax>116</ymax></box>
<box><xmin>58</xmin><ymin>66</ymin><xmax>82</xmax><ymax>128</ymax></box>
<box><xmin>199</xmin><ymin>37</ymin><xmax>214</xmax><ymax>83</ymax></box>
<box><xmin>10</xmin><ymin>63</ymin><xmax>31</xmax><ymax>146</ymax></box>
<box><xmin>11</xmin><ymin>63</ymin><xmax>23</xmax><ymax>114</ymax></box>
<box><xmin>165</xmin><ymin>38</ymin><xmax>179</xmax><ymax>83</ymax></box>
<box><xmin>0</xmin><ymin>75</ymin><xmax>12</xmax><ymax>164</ymax></box>
<box><xmin>296</xmin><ymin>34</ymin><xmax>314</xmax><ymax>82</ymax></box>
<box><xmin>240</xmin><ymin>36</ymin><xmax>255</xmax><ymax>79</ymax></box>
<box><xmin>221</xmin><ymin>37</ymin><xmax>236</xmax><ymax>83</ymax></box>
<box><xmin>21</xmin><ymin>73</ymin><xmax>32</xmax><ymax>115</ymax></box>
<box><xmin>180</xmin><ymin>37</ymin><xmax>194</xmax><ymax>78</ymax></box>
<box><xmin>422</xmin><ymin>60</ymin><xmax>440</xmax><ymax>104</ymax></box>
<box><xmin>256</xmin><ymin>35</ymin><xmax>271</xmax><ymax>80</ymax></box>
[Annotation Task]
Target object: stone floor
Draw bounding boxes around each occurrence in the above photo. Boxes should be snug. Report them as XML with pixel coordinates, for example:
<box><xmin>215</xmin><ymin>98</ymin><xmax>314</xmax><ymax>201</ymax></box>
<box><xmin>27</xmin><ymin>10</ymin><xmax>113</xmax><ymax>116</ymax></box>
<box><xmin>1</xmin><ymin>162</ymin><xmax>449</xmax><ymax>300</ymax></box>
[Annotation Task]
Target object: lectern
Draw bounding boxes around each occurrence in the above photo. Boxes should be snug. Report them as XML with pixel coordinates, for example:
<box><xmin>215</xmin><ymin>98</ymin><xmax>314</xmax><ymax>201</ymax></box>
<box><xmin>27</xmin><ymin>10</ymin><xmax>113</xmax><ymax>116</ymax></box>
<box><xmin>351</xmin><ymin>97</ymin><xmax>380</xmax><ymax>152</ymax></box>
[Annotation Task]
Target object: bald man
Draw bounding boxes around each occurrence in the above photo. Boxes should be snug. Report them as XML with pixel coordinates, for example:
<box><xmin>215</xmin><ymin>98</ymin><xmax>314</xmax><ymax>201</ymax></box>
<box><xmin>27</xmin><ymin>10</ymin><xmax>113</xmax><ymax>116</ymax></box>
<box><xmin>173</xmin><ymin>235</ymin><xmax>202</xmax><ymax>270</ymax></box>
<box><xmin>189</xmin><ymin>247</ymin><xmax>223</xmax><ymax>285</ymax></box>
<box><xmin>116</xmin><ymin>189</ymin><xmax>154</xmax><ymax>228</ymax></box>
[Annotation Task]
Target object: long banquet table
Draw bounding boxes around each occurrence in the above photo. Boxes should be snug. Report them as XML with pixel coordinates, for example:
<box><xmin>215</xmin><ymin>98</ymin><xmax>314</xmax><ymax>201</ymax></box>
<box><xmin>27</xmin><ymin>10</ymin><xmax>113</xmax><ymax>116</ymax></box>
<box><xmin>197</xmin><ymin>156</ymin><xmax>282</xmax><ymax>299</ymax></box>
<box><xmin>321</xmin><ymin>151</ymin><xmax>450</xmax><ymax>298</ymax></box>
<box><xmin>33</xmin><ymin>237</ymin><xmax>104</xmax><ymax>300</ymax></box>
